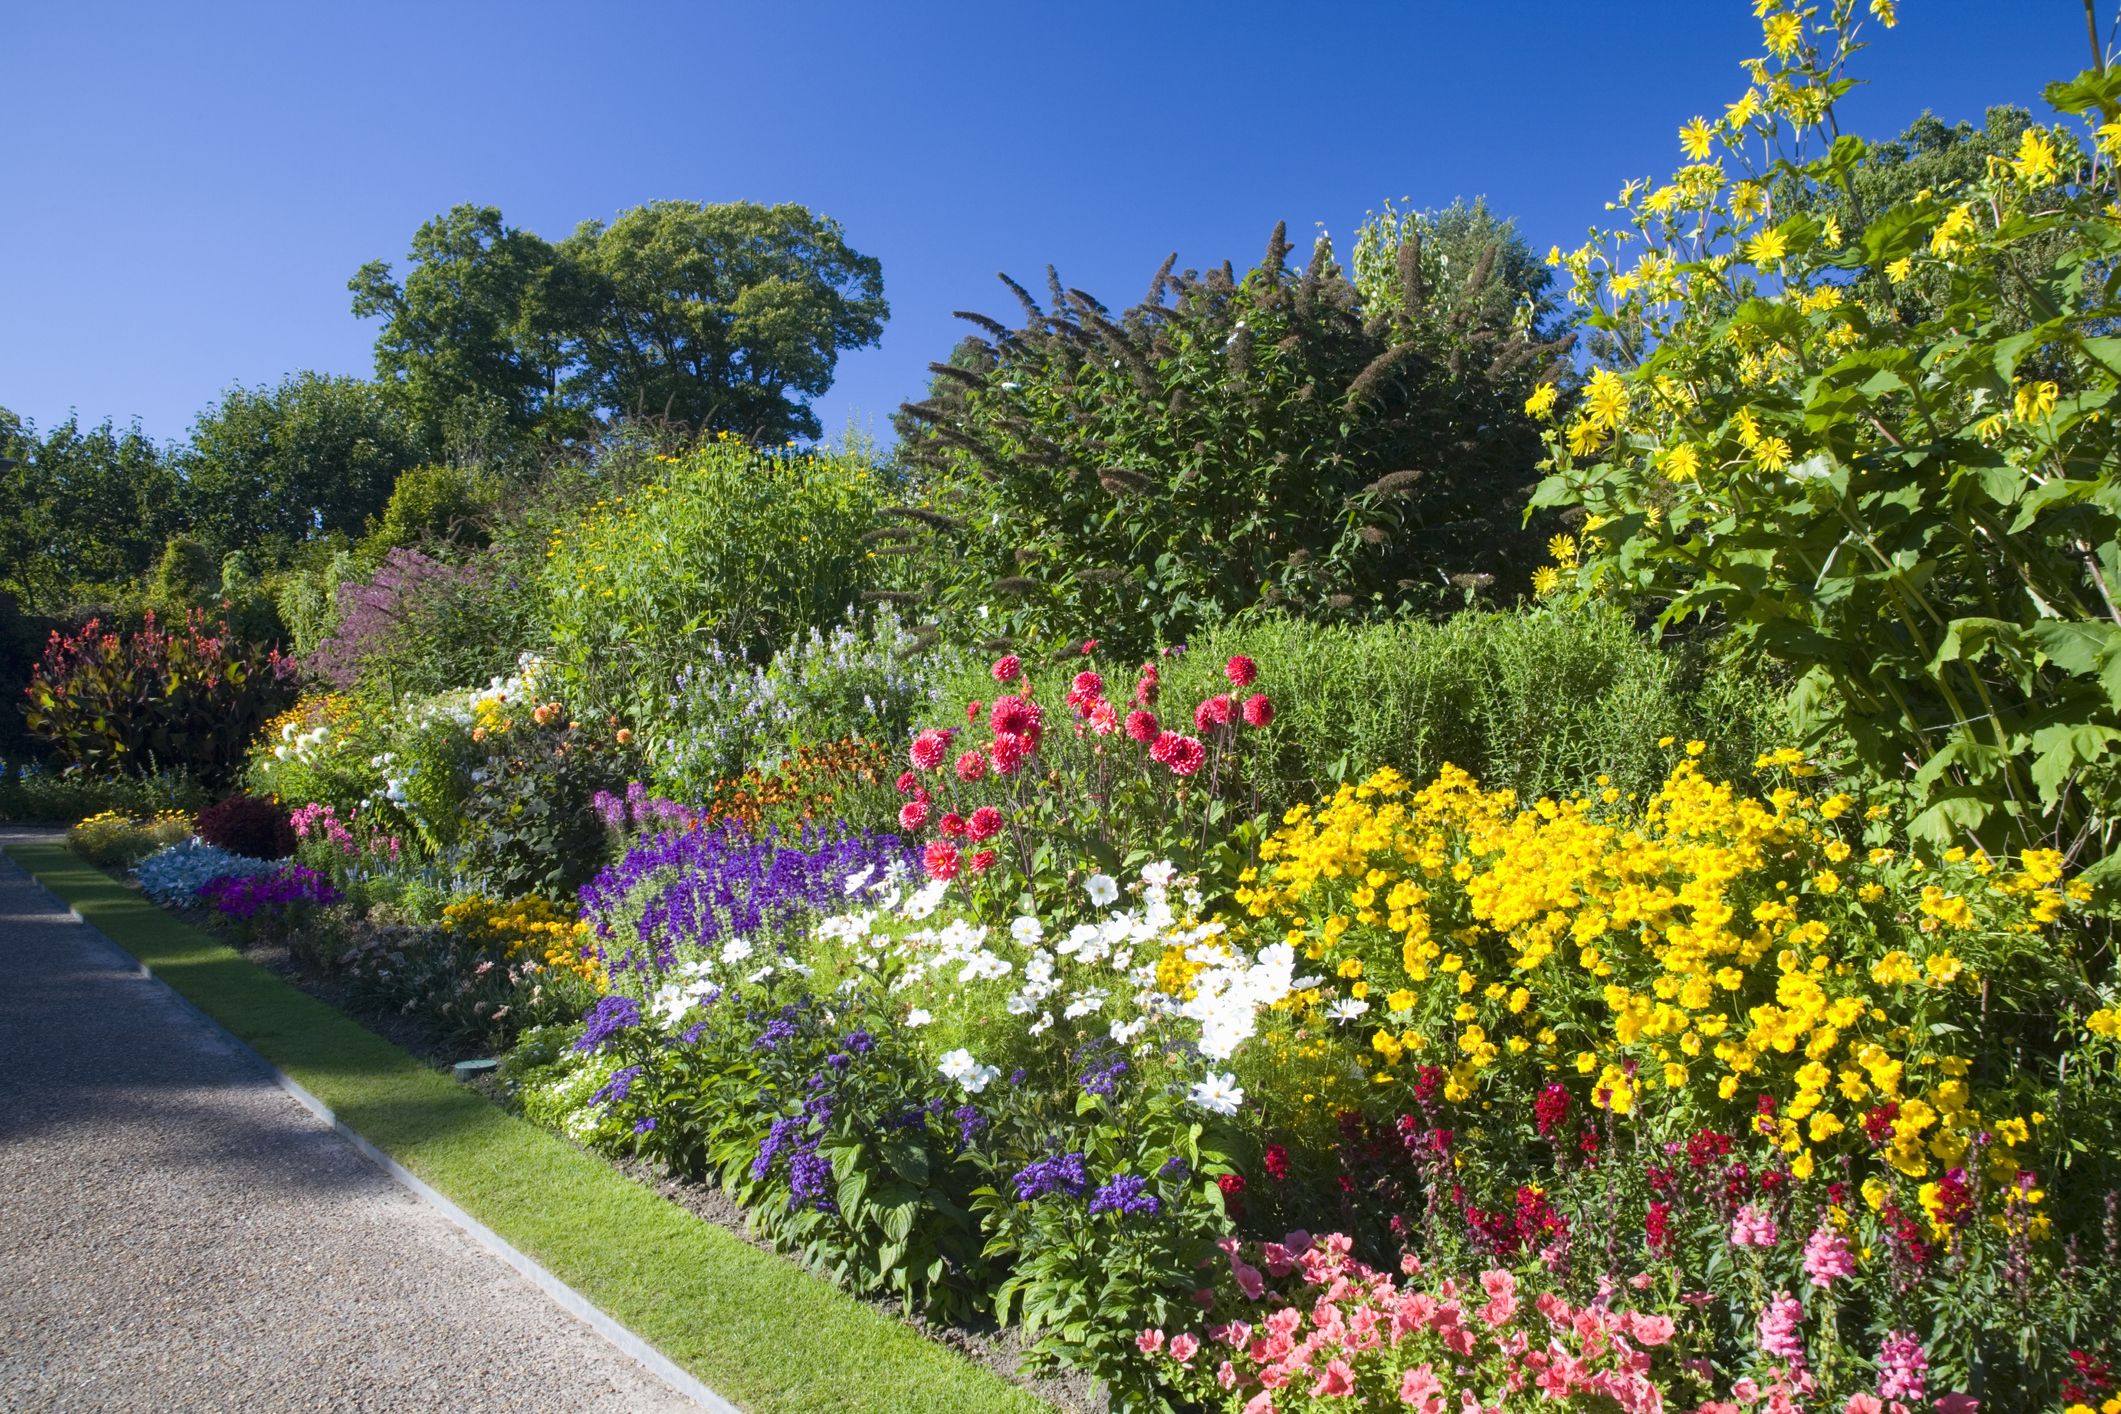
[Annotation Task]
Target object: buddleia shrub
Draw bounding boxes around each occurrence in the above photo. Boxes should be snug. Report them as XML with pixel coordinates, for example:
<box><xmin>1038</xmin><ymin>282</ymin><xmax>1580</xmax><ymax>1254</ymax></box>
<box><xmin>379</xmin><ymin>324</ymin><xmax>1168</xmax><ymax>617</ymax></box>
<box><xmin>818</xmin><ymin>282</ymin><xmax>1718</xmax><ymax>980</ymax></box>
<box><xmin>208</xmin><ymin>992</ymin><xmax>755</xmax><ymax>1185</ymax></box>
<box><xmin>889</xmin><ymin>220</ymin><xmax>1572</xmax><ymax>657</ymax></box>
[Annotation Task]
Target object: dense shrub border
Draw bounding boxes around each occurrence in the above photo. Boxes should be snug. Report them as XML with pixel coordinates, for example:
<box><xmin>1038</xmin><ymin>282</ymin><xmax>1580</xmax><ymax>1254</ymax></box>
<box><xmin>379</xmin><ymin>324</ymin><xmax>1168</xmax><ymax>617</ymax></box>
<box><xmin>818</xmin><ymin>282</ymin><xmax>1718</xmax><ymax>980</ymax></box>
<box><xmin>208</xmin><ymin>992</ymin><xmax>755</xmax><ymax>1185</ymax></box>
<box><xmin>5</xmin><ymin>842</ymin><xmax>1047</xmax><ymax>1414</ymax></box>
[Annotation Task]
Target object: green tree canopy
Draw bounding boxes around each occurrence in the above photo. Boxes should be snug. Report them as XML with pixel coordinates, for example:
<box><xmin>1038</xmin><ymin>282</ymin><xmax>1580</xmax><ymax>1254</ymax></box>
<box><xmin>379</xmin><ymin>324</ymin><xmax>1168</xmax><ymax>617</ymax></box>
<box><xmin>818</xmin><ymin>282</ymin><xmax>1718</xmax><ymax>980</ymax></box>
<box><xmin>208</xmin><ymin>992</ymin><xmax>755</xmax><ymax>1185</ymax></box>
<box><xmin>350</xmin><ymin>204</ymin><xmax>586</xmax><ymax>443</ymax></box>
<box><xmin>561</xmin><ymin>201</ymin><xmax>887</xmax><ymax>441</ymax></box>
<box><xmin>0</xmin><ymin>411</ymin><xmax>182</xmax><ymax>611</ymax></box>
<box><xmin>180</xmin><ymin>372</ymin><xmax>427</xmax><ymax>561</ymax></box>
<box><xmin>351</xmin><ymin>200</ymin><xmax>886</xmax><ymax>446</ymax></box>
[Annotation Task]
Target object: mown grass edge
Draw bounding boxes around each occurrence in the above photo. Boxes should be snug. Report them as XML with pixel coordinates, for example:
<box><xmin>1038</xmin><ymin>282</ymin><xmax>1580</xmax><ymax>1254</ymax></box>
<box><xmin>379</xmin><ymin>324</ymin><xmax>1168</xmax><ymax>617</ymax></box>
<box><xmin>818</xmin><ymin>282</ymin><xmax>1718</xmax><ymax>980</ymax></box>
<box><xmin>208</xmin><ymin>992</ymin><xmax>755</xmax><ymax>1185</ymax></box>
<box><xmin>5</xmin><ymin>842</ymin><xmax>1047</xmax><ymax>1414</ymax></box>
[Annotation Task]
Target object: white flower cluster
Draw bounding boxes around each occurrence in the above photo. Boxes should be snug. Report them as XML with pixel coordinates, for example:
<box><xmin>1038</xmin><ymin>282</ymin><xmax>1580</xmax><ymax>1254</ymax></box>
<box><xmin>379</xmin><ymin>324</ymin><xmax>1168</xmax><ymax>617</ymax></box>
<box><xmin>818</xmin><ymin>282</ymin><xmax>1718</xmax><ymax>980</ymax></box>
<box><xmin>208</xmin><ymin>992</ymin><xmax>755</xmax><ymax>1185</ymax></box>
<box><xmin>133</xmin><ymin>839</ymin><xmax>277</xmax><ymax>904</ymax></box>
<box><xmin>272</xmin><ymin>719</ymin><xmax>330</xmax><ymax>764</ymax></box>
<box><xmin>821</xmin><ymin>860</ymin><xmax>1302</xmax><ymax>1118</ymax></box>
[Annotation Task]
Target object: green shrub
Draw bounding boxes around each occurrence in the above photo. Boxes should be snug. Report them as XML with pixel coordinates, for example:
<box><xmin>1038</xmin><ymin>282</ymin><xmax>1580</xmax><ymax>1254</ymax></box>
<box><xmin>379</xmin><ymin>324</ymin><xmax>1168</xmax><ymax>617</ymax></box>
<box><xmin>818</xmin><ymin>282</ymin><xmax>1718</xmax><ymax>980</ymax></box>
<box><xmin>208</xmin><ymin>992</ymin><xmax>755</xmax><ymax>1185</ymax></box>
<box><xmin>23</xmin><ymin>609</ymin><xmax>299</xmax><ymax>787</ymax></box>
<box><xmin>542</xmin><ymin>436</ymin><xmax>888</xmax><ymax>718</ymax></box>
<box><xmin>0</xmin><ymin>762</ymin><xmax>209</xmax><ymax>823</ymax></box>
<box><xmin>890</xmin><ymin>220</ymin><xmax>1570</xmax><ymax>656</ymax></box>
<box><xmin>925</xmin><ymin>607</ymin><xmax>1789</xmax><ymax>815</ymax></box>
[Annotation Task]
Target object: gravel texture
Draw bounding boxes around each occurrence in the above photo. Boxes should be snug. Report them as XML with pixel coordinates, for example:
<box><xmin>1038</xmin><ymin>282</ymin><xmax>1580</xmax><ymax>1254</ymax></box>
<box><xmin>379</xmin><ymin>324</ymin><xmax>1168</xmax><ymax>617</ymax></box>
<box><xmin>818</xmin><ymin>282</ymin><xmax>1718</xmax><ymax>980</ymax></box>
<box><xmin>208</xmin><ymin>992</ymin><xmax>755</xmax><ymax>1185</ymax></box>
<box><xmin>0</xmin><ymin>840</ymin><xmax>703</xmax><ymax>1414</ymax></box>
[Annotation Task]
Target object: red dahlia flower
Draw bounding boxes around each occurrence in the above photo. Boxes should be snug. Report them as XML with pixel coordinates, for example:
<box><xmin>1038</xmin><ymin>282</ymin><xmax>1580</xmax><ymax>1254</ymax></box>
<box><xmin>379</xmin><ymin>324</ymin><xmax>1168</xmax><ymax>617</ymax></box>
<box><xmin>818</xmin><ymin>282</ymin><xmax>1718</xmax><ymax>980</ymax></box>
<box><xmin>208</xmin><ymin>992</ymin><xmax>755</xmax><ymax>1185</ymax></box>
<box><xmin>939</xmin><ymin>811</ymin><xmax>968</xmax><ymax>838</ymax></box>
<box><xmin>970</xmin><ymin>849</ymin><xmax>997</xmax><ymax>872</ymax></box>
<box><xmin>1242</xmin><ymin>692</ymin><xmax>1274</xmax><ymax>727</ymax></box>
<box><xmin>1164</xmin><ymin>733</ymin><xmax>1207</xmax><ymax>776</ymax></box>
<box><xmin>967</xmin><ymin>805</ymin><xmax>1004</xmax><ymax>842</ymax></box>
<box><xmin>1125</xmin><ymin>709</ymin><xmax>1160</xmax><ymax>744</ymax></box>
<box><xmin>991</xmin><ymin>654</ymin><xmax>1021</xmax><ymax>683</ymax></box>
<box><xmin>909</xmin><ymin>728</ymin><xmax>952</xmax><ymax>770</ymax></box>
<box><xmin>899</xmin><ymin>799</ymin><xmax>929</xmax><ymax>832</ymax></box>
<box><xmin>954</xmin><ymin>749</ymin><xmax>988</xmax><ymax>782</ymax></box>
<box><xmin>1225</xmin><ymin>654</ymin><xmax>1258</xmax><ymax>687</ymax></box>
<box><xmin>923</xmin><ymin>841</ymin><xmax>962</xmax><ymax>881</ymax></box>
<box><xmin>1194</xmin><ymin>694</ymin><xmax>1233</xmax><ymax>731</ymax></box>
<box><xmin>989</xmin><ymin>694</ymin><xmax>1041</xmax><ymax>740</ymax></box>
<box><xmin>990</xmin><ymin>731</ymin><xmax>1028</xmax><ymax>775</ymax></box>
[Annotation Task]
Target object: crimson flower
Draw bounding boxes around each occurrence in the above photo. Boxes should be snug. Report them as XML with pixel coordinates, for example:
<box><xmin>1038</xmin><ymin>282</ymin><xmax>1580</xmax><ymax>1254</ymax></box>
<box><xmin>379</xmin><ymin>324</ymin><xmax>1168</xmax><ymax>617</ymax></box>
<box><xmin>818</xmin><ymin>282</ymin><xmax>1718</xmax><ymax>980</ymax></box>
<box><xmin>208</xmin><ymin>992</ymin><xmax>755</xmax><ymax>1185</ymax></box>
<box><xmin>1194</xmin><ymin>694</ymin><xmax>1233</xmax><ymax>731</ymax></box>
<box><xmin>1225</xmin><ymin>654</ymin><xmax>1258</xmax><ymax>687</ymax></box>
<box><xmin>967</xmin><ymin>805</ymin><xmax>1004</xmax><ymax>842</ymax></box>
<box><xmin>1242</xmin><ymin>692</ymin><xmax>1274</xmax><ymax>728</ymax></box>
<box><xmin>991</xmin><ymin>654</ymin><xmax>1021</xmax><ymax>683</ymax></box>
<box><xmin>909</xmin><ymin>728</ymin><xmax>952</xmax><ymax>771</ymax></box>
<box><xmin>923</xmin><ymin>841</ymin><xmax>962</xmax><ymax>881</ymax></box>
<box><xmin>1125</xmin><ymin>709</ymin><xmax>1160</xmax><ymax>744</ymax></box>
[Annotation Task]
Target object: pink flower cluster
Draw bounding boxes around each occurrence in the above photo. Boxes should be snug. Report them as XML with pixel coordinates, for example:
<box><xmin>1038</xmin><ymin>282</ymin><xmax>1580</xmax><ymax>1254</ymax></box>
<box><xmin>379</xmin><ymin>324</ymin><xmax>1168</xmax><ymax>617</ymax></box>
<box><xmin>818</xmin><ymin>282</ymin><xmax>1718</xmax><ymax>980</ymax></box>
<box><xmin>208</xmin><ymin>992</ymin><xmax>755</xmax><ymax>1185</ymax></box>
<box><xmin>892</xmin><ymin>647</ymin><xmax>1279</xmax><ymax>881</ymax></box>
<box><xmin>290</xmin><ymin>800</ymin><xmax>400</xmax><ymax>862</ymax></box>
<box><xmin>1154</xmin><ymin>1232</ymin><xmax>1675</xmax><ymax>1413</ymax></box>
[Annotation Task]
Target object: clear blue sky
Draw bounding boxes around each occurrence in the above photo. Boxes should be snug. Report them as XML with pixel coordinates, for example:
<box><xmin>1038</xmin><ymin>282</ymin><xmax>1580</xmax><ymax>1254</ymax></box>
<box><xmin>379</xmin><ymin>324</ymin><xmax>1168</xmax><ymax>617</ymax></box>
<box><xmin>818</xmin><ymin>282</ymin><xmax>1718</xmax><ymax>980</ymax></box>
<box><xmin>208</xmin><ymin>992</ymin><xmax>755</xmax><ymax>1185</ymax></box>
<box><xmin>0</xmin><ymin>1</ymin><xmax>2084</xmax><ymax>450</ymax></box>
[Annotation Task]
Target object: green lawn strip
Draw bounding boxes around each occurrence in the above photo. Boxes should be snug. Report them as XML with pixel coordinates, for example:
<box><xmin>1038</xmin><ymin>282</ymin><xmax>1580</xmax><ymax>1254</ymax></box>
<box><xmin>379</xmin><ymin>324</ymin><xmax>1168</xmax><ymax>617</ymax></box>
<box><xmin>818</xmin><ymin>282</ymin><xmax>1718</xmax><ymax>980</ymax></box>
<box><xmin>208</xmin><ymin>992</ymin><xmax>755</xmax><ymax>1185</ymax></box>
<box><xmin>8</xmin><ymin>843</ymin><xmax>1046</xmax><ymax>1414</ymax></box>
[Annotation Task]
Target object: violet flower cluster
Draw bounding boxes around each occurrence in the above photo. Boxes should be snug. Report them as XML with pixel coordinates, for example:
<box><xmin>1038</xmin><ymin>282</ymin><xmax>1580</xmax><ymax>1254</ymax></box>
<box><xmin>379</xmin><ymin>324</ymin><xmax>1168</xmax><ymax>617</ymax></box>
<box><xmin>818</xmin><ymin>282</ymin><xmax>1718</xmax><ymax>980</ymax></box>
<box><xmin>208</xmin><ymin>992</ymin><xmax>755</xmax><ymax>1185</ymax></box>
<box><xmin>590</xmin><ymin>781</ymin><xmax>691</xmax><ymax>838</ymax></box>
<box><xmin>578</xmin><ymin>822</ymin><xmax>918</xmax><ymax>975</ymax></box>
<box><xmin>198</xmin><ymin>865</ymin><xmax>340</xmax><ymax>920</ymax></box>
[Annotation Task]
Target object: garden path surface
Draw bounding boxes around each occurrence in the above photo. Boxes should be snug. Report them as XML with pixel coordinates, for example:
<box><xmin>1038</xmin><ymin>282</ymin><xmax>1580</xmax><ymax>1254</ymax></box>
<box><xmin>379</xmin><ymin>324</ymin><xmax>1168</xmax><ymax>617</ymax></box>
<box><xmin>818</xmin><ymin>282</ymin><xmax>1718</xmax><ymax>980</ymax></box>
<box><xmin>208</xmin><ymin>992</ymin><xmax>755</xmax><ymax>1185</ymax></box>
<box><xmin>0</xmin><ymin>833</ymin><xmax>701</xmax><ymax>1414</ymax></box>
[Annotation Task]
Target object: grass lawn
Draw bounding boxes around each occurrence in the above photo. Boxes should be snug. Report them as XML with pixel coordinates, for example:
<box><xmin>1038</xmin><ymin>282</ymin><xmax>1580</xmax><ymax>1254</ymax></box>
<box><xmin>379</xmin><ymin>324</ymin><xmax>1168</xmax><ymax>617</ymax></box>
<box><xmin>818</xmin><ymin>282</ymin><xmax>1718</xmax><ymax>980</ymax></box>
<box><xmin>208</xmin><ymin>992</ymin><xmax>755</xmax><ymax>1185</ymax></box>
<box><xmin>5</xmin><ymin>842</ymin><xmax>1048</xmax><ymax>1414</ymax></box>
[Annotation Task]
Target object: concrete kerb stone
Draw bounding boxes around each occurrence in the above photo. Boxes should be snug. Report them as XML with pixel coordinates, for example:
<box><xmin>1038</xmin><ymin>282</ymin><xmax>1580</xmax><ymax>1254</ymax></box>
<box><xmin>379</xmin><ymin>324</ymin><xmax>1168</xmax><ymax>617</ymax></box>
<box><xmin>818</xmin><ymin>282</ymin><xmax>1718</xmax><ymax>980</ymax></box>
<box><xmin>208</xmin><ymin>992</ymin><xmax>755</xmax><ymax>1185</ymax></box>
<box><xmin>12</xmin><ymin>859</ymin><xmax>743</xmax><ymax>1414</ymax></box>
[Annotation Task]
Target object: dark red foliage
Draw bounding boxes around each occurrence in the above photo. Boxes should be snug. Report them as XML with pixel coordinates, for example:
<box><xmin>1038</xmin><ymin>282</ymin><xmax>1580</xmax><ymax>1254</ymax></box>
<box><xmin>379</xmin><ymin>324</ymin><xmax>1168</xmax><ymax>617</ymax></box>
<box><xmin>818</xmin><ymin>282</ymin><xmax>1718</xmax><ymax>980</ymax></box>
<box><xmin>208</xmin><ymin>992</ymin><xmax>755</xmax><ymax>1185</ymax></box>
<box><xmin>195</xmin><ymin>794</ymin><xmax>297</xmax><ymax>859</ymax></box>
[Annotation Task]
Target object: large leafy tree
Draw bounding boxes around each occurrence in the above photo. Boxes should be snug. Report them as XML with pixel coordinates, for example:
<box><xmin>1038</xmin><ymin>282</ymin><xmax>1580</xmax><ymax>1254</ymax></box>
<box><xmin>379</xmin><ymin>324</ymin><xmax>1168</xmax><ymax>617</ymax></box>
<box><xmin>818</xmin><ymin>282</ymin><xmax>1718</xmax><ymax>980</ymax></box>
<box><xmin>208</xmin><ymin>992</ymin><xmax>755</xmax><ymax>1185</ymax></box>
<box><xmin>890</xmin><ymin>220</ymin><xmax>1569</xmax><ymax>654</ymax></box>
<box><xmin>0</xmin><ymin>411</ymin><xmax>182</xmax><ymax>610</ymax></box>
<box><xmin>350</xmin><ymin>204</ymin><xmax>587</xmax><ymax>445</ymax></box>
<box><xmin>562</xmin><ymin>201</ymin><xmax>887</xmax><ymax>441</ymax></box>
<box><xmin>351</xmin><ymin>200</ymin><xmax>886</xmax><ymax>445</ymax></box>
<box><xmin>181</xmin><ymin>373</ymin><xmax>427</xmax><ymax>560</ymax></box>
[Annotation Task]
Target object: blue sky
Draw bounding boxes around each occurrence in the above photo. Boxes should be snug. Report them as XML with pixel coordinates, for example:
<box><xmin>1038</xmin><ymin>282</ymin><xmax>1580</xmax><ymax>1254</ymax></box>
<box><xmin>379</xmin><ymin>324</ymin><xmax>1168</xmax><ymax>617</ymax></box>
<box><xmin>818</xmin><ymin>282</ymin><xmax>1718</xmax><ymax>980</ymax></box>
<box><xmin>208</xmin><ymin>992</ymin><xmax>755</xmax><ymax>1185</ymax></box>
<box><xmin>0</xmin><ymin>1</ymin><xmax>2082</xmax><ymax>450</ymax></box>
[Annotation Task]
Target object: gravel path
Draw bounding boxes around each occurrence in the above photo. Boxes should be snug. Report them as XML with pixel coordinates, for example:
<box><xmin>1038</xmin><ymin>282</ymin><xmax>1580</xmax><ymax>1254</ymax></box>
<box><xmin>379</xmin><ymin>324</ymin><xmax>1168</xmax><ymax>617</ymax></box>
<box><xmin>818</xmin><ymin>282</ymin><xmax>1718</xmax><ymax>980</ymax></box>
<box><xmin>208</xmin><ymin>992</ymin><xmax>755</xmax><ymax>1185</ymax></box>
<box><xmin>0</xmin><ymin>841</ymin><xmax>703</xmax><ymax>1413</ymax></box>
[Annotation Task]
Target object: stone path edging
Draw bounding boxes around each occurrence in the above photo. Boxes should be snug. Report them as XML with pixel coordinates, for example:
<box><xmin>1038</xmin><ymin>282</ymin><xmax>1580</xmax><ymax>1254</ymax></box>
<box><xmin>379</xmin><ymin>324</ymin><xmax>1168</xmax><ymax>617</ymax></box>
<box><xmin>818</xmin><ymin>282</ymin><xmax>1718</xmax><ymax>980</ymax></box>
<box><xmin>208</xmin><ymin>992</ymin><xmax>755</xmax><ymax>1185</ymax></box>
<box><xmin>15</xmin><ymin>858</ymin><xmax>742</xmax><ymax>1414</ymax></box>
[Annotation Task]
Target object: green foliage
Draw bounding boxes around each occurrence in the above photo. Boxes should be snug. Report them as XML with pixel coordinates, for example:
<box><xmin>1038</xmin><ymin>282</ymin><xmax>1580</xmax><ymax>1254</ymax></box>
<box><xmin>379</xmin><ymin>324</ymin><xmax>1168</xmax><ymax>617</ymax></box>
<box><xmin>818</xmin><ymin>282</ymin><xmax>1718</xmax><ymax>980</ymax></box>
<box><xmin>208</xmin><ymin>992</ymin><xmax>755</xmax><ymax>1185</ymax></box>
<box><xmin>1531</xmin><ymin>17</ymin><xmax>2121</xmax><ymax>876</ymax></box>
<box><xmin>0</xmin><ymin>761</ymin><xmax>208</xmax><ymax>823</ymax></box>
<box><xmin>23</xmin><ymin>610</ymin><xmax>298</xmax><ymax>787</ymax></box>
<box><xmin>923</xmin><ymin>606</ymin><xmax>1788</xmax><ymax>816</ymax></box>
<box><xmin>181</xmin><ymin>372</ymin><xmax>428</xmax><ymax>561</ymax></box>
<box><xmin>563</xmin><ymin>201</ymin><xmax>888</xmax><ymax>442</ymax></box>
<box><xmin>453</xmin><ymin>714</ymin><xmax>637</xmax><ymax>897</ymax></box>
<box><xmin>0</xmin><ymin>413</ymin><xmax>182</xmax><ymax>612</ymax></box>
<box><xmin>360</xmin><ymin>462</ymin><xmax>492</xmax><ymax>556</ymax></box>
<box><xmin>350</xmin><ymin>204</ymin><xmax>586</xmax><ymax>446</ymax></box>
<box><xmin>891</xmin><ymin>220</ymin><xmax>1570</xmax><ymax>655</ymax></box>
<box><xmin>1348</xmin><ymin>195</ymin><xmax>1562</xmax><ymax>337</ymax></box>
<box><xmin>542</xmin><ymin>438</ymin><xmax>889</xmax><ymax>717</ymax></box>
<box><xmin>354</xmin><ymin>200</ymin><xmax>887</xmax><ymax>446</ymax></box>
<box><xmin>144</xmin><ymin>536</ymin><xmax>218</xmax><ymax>613</ymax></box>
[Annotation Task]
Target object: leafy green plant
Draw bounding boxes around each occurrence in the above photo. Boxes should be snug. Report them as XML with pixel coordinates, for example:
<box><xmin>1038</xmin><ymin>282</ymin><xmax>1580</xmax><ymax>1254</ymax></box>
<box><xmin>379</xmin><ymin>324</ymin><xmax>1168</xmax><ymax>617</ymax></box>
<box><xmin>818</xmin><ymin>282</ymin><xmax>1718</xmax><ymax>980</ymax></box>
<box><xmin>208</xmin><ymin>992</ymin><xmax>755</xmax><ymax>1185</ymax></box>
<box><xmin>23</xmin><ymin>609</ymin><xmax>298</xmax><ymax>787</ymax></box>
<box><xmin>890</xmin><ymin>220</ymin><xmax>1570</xmax><ymax>655</ymax></box>
<box><xmin>0</xmin><ymin>761</ymin><xmax>208</xmax><ymax>824</ymax></box>
<box><xmin>1529</xmin><ymin>0</ymin><xmax>2121</xmax><ymax>875</ymax></box>
<box><xmin>541</xmin><ymin>437</ymin><xmax>888</xmax><ymax>719</ymax></box>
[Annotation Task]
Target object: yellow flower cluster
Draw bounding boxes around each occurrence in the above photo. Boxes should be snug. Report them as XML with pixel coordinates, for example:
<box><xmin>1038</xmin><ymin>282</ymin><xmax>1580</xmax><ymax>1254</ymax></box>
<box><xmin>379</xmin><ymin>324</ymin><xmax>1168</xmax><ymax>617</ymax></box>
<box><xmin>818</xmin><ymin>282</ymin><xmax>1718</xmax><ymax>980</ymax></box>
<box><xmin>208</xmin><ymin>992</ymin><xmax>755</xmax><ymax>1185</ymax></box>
<box><xmin>1237</xmin><ymin>754</ymin><xmax>2084</xmax><ymax>1191</ymax></box>
<box><xmin>68</xmin><ymin>808</ymin><xmax>193</xmax><ymax>866</ymax></box>
<box><xmin>441</xmin><ymin>894</ymin><xmax>602</xmax><ymax>986</ymax></box>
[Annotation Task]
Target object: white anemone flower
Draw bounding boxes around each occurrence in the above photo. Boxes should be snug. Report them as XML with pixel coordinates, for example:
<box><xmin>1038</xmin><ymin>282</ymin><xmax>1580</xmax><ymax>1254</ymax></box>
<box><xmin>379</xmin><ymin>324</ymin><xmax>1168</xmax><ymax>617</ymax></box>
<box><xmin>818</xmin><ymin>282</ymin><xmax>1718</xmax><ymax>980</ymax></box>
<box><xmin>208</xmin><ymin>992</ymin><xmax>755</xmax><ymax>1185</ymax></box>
<box><xmin>1188</xmin><ymin>1071</ymin><xmax>1245</xmax><ymax>1116</ymax></box>
<box><xmin>1085</xmin><ymin>873</ymin><xmax>1119</xmax><ymax>907</ymax></box>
